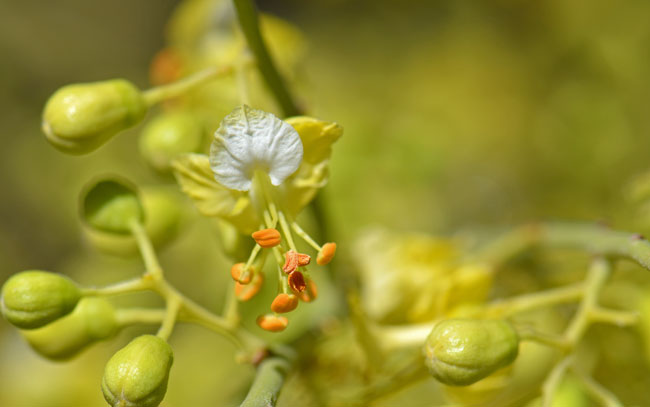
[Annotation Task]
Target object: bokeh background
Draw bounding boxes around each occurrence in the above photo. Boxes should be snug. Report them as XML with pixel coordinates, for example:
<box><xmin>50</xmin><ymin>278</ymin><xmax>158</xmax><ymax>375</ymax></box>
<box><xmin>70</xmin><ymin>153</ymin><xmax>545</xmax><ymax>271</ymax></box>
<box><xmin>2</xmin><ymin>0</ymin><xmax>650</xmax><ymax>405</ymax></box>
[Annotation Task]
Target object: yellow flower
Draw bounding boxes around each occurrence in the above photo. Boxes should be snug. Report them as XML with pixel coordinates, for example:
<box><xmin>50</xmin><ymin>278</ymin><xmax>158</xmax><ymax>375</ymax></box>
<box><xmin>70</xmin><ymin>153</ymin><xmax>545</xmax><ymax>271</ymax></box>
<box><xmin>354</xmin><ymin>228</ymin><xmax>494</xmax><ymax>324</ymax></box>
<box><xmin>173</xmin><ymin>105</ymin><xmax>342</xmax><ymax>331</ymax></box>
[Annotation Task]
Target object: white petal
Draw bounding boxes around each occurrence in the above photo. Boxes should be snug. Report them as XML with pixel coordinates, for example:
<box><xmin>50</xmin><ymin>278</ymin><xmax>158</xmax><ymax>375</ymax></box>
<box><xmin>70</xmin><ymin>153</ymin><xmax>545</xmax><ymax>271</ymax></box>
<box><xmin>209</xmin><ymin>105</ymin><xmax>303</xmax><ymax>191</ymax></box>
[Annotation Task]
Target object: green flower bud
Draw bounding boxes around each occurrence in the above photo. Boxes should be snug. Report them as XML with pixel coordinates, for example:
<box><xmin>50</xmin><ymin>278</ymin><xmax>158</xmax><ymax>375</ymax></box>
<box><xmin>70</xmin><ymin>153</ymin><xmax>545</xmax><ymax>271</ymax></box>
<box><xmin>21</xmin><ymin>297</ymin><xmax>117</xmax><ymax>360</ymax></box>
<box><xmin>42</xmin><ymin>79</ymin><xmax>147</xmax><ymax>154</ymax></box>
<box><xmin>102</xmin><ymin>335</ymin><xmax>173</xmax><ymax>407</ymax></box>
<box><xmin>82</xmin><ymin>178</ymin><xmax>144</xmax><ymax>234</ymax></box>
<box><xmin>139</xmin><ymin>112</ymin><xmax>204</xmax><ymax>173</ymax></box>
<box><xmin>1</xmin><ymin>271</ymin><xmax>81</xmax><ymax>329</ymax></box>
<box><xmin>423</xmin><ymin>319</ymin><xmax>519</xmax><ymax>386</ymax></box>
<box><xmin>84</xmin><ymin>187</ymin><xmax>183</xmax><ymax>257</ymax></box>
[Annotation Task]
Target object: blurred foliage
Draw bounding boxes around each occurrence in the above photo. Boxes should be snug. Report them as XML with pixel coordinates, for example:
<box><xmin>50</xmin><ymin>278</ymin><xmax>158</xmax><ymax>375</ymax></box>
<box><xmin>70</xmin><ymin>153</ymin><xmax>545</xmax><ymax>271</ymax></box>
<box><xmin>2</xmin><ymin>0</ymin><xmax>650</xmax><ymax>406</ymax></box>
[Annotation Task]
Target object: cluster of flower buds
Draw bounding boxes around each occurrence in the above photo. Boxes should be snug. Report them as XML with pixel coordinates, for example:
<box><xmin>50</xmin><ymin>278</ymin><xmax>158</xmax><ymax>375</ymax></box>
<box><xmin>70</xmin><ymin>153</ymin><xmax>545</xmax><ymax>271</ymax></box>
<box><xmin>1</xmin><ymin>271</ymin><xmax>175</xmax><ymax>407</ymax></box>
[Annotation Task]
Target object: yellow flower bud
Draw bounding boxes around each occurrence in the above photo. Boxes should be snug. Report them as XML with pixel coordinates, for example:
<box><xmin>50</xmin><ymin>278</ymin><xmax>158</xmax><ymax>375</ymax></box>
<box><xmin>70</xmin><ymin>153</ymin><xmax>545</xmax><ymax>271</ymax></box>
<box><xmin>82</xmin><ymin>178</ymin><xmax>143</xmax><ymax>234</ymax></box>
<box><xmin>42</xmin><ymin>79</ymin><xmax>147</xmax><ymax>154</ymax></box>
<box><xmin>21</xmin><ymin>297</ymin><xmax>117</xmax><ymax>360</ymax></box>
<box><xmin>423</xmin><ymin>319</ymin><xmax>519</xmax><ymax>386</ymax></box>
<box><xmin>102</xmin><ymin>335</ymin><xmax>173</xmax><ymax>407</ymax></box>
<box><xmin>139</xmin><ymin>111</ymin><xmax>205</xmax><ymax>173</ymax></box>
<box><xmin>1</xmin><ymin>271</ymin><xmax>81</xmax><ymax>329</ymax></box>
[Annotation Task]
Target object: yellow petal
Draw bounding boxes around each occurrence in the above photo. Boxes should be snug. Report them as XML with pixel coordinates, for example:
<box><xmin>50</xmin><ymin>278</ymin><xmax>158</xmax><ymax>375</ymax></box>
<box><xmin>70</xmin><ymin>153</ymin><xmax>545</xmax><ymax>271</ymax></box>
<box><xmin>171</xmin><ymin>153</ymin><xmax>259</xmax><ymax>233</ymax></box>
<box><xmin>286</xmin><ymin>117</ymin><xmax>342</xmax><ymax>165</ymax></box>
<box><xmin>282</xmin><ymin>117</ymin><xmax>342</xmax><ymax>215</ymax></box>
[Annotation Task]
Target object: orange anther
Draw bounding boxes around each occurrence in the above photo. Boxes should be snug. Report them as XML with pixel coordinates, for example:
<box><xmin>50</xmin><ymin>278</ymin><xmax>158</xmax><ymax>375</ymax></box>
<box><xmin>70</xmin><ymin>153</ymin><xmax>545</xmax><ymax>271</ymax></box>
<box><xmin>235</xmin><ymin>272</ymin><xmax>264</xmax><ymax>301</ymax></box>
<box><xmin>149</xmin><ymin>48</ymin><xmax>183</xmax><ymax>86</ymax></box>
<box><xmin>252</xmin><ymin>228</ymin><xmax>281</xmax><ymax>248</ymax></box>
<box><xmin>256</xmin><ymin>314</ymin><xmax>289</xmax><ymax>332</ymax></box>
<box><xmin>288</xmin><ymin>271</ymin><xmax>306</xmax><ymax>293</ymax></box>
<box><xmin>230</xmin><ymin>263</ymin><xmax>252</xmax><ymax>284</ymax></box>
<box><xmin>294</xmin><ymin>279</ymin><xmax>318</xmax><ymax>303</ymax></box>
<box><xmin>282</xmin><ymin>250</ymin><xmax>311</xmax><ymax>273</ymax></box>
<box><xmin>317</xmin><ymin>243</ymin><xmax>337</xmax><ymax>265</ymax></box>
<box><xmin>271</xmin><ymin>293</ymin><xmax>299</xmax><ymax>313</ymax></box>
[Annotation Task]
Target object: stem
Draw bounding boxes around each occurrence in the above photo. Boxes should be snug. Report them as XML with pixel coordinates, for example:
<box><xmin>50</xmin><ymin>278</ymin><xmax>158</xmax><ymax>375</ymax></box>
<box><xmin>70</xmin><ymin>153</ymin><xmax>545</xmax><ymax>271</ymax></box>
<box><xmin>484</xmin><ymin>283</ymin><xmax>585</xmax><ymax>318</ymax></box>
<box><xmin>589</xmin><ymin>308</ymin><xmax>639</xmax><ymax>327</ymax></box>
<box><xmin>232</xmin><ymin>0</ymin><xmax>301</xmax><ymax>116</ymax></box>
<box><xmin>482</xmin><ymin>222</ymin><xmax>650</xmax><ymax>271</ymax></box>
<box><xmin>239</xmin><ymin>357</ymin><xmax>291</xmax><ymax>407</ymax></box>
<box><xmin>142</xmin><ymin>66</ymin><xmax>232</xmax><ymax>106</ymax></box>
<box><xmin>541</xmin><ymin>355</ymin><xmax>572</xmax><ymax>407</ymax></box>
<box><xmin>518</xmin><ymin>328</ymin><xmax>570</xmax><ymax>350</ymax></box>
<box><xmin>572</xmin><ymin>368</ymin><xmax>624</xmax><ymax>407</ymax></box>
<box><xmin>564</xmin><ymin>258</ymin><xmax>611</xmax><ymax>344</ymax></box>
<box><xmin>157</xmin><ymin>294</ymin><xmax>182</xmax><ymax>340</ymax></box>
<box><xmin>378</xmin><ymin>283</ymin><xmax>584</xmax><ymax>349</ymax></box>
<box><xmin>130</xmin><ymin>220</ymin><xmax>163</xmax><ymax>278</ymax></box>
<box><xmin>82</xmin><ymin>277</ymin><xmax>152</xmax><ymax>296</ymax></box>
<box><xmin>115</xmin><ymin>308</ymin><xmax>166</xmax><ymax>326</ymax></box>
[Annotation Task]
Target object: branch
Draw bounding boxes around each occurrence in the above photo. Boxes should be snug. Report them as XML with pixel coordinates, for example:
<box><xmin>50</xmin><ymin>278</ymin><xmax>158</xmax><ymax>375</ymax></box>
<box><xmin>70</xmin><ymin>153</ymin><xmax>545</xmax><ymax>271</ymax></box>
<box><xmin>240</xmin><ymin>357</ymin><xmax>291</xmax><ymax>407</ymax></box>
<box><xmin>232</xmin><ymin>0</ymin><xmax>302</xmax><ymax>116</ymax></box>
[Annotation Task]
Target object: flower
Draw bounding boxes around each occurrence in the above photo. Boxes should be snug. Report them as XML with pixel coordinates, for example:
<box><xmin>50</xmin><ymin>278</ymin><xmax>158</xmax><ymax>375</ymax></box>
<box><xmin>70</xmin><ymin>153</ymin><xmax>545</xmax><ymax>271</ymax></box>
<box><xmin>353</xmin><ymin>228</ymin><xmax>494</xmax><ymax>324</ymax></box>
<box><xmin>173</xmin><ymin>105</ymin><xmax>342</xmax><ymax>331</ymax></box>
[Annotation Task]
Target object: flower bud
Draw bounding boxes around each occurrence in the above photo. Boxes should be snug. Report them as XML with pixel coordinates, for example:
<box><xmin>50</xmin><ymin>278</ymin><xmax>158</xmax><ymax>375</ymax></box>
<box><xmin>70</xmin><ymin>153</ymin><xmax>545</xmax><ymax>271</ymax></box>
<box><xmin>42</xmin><ymin>79</ymin><xmax>146</xmax><ymax>154</ymax></box>
<box><xmin>83</xmin><ymin>187</ymin><xmax>183</xmax><ymax>257</ymax></box>
<box><xmin>102</xmin><ymin>335</ymin><xmax>173</xmax><ymax>407</ymax></box>
<box><xmin>82</xmin><ymin>177</ymin><xmax>144</xmax><ymax>235</ymax></box>
<box><xmin>423</xmin><ymin>319</ymin><xmax>519</xmax><ymax>386</ymax></box>
<box><xmin>21</xmin><ymin>297</ymin><xmax>117</xmax><ymax>360</ymax></box>
<box><xmin>1</xmin><ymin>271</ymin><xmax>81</xmax><ymax>329</ymax></box>
<box><xmin>139</xmin><ymin>111</ymin><xmax>204</xmax><ymax>173</ymax></box>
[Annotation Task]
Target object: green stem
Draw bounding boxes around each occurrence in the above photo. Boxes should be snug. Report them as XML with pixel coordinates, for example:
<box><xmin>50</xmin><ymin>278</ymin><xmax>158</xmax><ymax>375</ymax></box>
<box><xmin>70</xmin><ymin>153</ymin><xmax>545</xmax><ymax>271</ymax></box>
<box><xmin>484</xmin><ymin>283</ymin><xmax>585</xmax><ymax>318</ymax></box>
<box><xmin>541</xmin><ymin>355</ymin><xmax>573</xmax><ymax>407</ymax></box>
<box><xmin>130</xmin><ymin>220</ymin><xmax>163</xmax><ymax>278</ymax></box>
<box><xmin>564</xmin><ymin>258</ymin><xmax>611</xmax><ymax>344</ymax></box>
<box><xmin>157</xmin><ymin>294</ymin><xmax>182</xmax><ymax>340</ymax></box>
<box><xmin>518</xmin><ymin>328</ymin><xmax>570</xmax><ymax>350</ymax></box>
<box><xmin>588</xmin><ymin>308</ymin><xmax>639</xmax><ymax>327</ymax></box>
<box><xmin>232</xmin><ymin>0</ymin><xmax>301</xmax><ymax>116</ymax></box>
<box><xmin>82</xmin><ymin>277</ymin><xmax>152</xmax><ymax>296</ymax></box>
<box><xmin>239</xmin><ymin>357</ymin><xmax>291</xmax><ymax>407</ymax></box>
<box><xmin>474</xmin><ymin>222</ymin><xmax>650</xmax><ymax>271</ymax></box>
<box><xmin>115</xmin><ymin>308</ymin><xmax>166</xmax><ymax>326</ymax></box>
<box><xmin>572</xmin><ymin>368</ymin><xmax>624</xmax><ymax>407</ymax></box>
<box><xmin>142</xmin><ymin>66</ymin><xmax>232</xmax><ymax>106</ymax></box>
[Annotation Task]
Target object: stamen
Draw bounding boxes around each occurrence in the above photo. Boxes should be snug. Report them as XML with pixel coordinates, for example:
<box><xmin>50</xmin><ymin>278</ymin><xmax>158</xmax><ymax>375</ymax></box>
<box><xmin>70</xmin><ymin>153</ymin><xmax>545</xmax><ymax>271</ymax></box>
<box><xmin>283</xmin><ymin>250</ymin><xmax>311</xmax><ymax>274</ymax></box>
<box><xmin>288</xmin><ymin>271</ymin><xmax>307</xmax><ymax>292</ymax></box>
<box><xmin>252</xmin><ymin>228</ymin><xmax>281</xmax><ymax>248</ymax></box>
<box><xmin>230</xmin><ymin>262</ymin><xmax>252</xmax><ymax>284</ymax></box>
<box><xmin>235</xmin><ymin>272</ymin><xmax>264</xmax><ymax>301</ymax></box>
<box><xmin>293</xmin><ymin>278</ymin><xmax>318</xmax><ymax>302</ymax></box>
<box><xmin>317</xmin><ymin>243</ymin><xmax>337</xmax><ymax>265</ymax></box>
<box><xmin>291</xmin><ymin>222</ymin><xmax>323</xmax><ymax>252</ymax></box>
<box><xmin>271</xmin><ymin>293</ymin><xmax>299</xmax><ymax>313</ymax></box>
<box><xmin>278</xmin><ymin>211</ymin><xmax>298</xmax><ymax>251</ymax></box>
<box><xmin>256</xmin><ymin>314</ymin><xmax>289</xmax><ymax>332</ymax></box>
<box><xmin>244</xmin><ymin>243</ymin><xmax>262</xmax><ymax>270</ymax></box>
